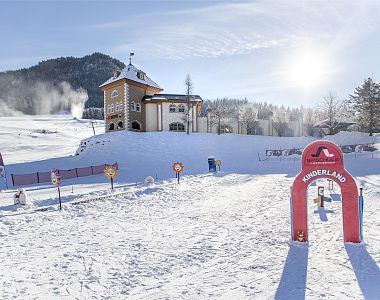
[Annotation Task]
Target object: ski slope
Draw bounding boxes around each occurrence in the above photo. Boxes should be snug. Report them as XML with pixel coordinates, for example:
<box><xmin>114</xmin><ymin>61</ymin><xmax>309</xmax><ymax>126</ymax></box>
<box><xmin>0</xmin><ymin>115</ymin><xmax>379</xmax><ymax>299</ymax></box>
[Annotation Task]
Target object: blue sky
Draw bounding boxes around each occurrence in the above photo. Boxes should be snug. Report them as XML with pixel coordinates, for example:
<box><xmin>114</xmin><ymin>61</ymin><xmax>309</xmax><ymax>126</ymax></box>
<box><xmin>1</xmin><ymin>0</ymin><xmax>380</xmax><ymax>107</ymax></box>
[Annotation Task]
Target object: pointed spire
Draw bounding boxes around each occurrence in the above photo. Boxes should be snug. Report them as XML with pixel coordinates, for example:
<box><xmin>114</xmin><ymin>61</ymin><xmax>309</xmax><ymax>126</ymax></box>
<box><xmin>129</xmin><ymin>52</ymin><xmax>134</xmax><ymax>65</ymax></box>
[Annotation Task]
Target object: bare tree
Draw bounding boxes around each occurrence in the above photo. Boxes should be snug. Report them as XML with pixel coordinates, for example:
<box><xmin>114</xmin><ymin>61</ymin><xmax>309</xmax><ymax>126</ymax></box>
<box><xmin>303</xmin><ymin>107</ymin><xmax>320</xmax><ymax>136</ymax></box>
<box><xmin>208</xmin><ymin>99</ymin><xmax>234</xmax><ymax>135</ymax></box>
<box><xmin>272</xmin><ymin>109</ymin><xmax>289</xmax><ymax>137</ymax></box>
<box><xmin>184</xmin><ymin>74</ymin><xmax>193</xmax><ymax>135</ymax></box>
<box><xmin>319</xmin><ymin>91</ymin><xmax>344</xmax><ymax>135</ymax></box>
<box><xmin>239</xmin><ymin>105</ymin><xmax>258</xmax><ymax>134</ymax></box>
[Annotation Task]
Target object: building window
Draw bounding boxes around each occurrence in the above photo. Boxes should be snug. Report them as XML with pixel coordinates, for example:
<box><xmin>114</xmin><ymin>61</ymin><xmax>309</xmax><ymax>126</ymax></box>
<box><xmin>116</xmin><ymin>103</ymin><xmax>120</xmax><ymax>112</ymax></box>
<box><xmin>285</xmin><ymin>128</ymin><xmax>294</xmax><ymax>137</ymax></box>
<box><xmin>111</xmin><ymin>90</ymin><xmax>119</xmax><ymax>98</ymax></box>
<box><xmin>136</xmin><ymin>103</ymin><xmax>141</xmax><ymax>112</ymax></box>
<box><xmin>131</xmin><ymin>121</ymin><xmax>141</xmax><ymax>131</ymax></box>
<box><xmin>118</xmin><ymin>102</ymin><xmax>123</xmax><ymax>112</ymax></box>
<box><xmin>109</xmin><ymin>123</ymin><xmax>115</xmax><ymax>131</ymax></box>
<box><xmin>248</xmin><ymin>126</ymin><xmax>263</xmax><ymax>135</ymax></box>
<box><xmin>137</xmin><ymin>71</ymin><xmax>145</xmax><ymax>80</ymax></box>
<box><xmin>111</xmin><ymin>104</ymin><xmax>115</xmax><ymax>113</ymax></box>
<box><xmin>117</xmin><ymin>121</ymin><xmax>123</xmax><ymax>129</ymax></box>
<box><xmin>108</xmin><ymin>105</ymin><xmax>111</xmax><ymax>114</ymax></box>
<box><xmin>169</xmin><ymin>104</ymin><xmax>176</xmax><ymax>113</ymax></box>
<box><xmin>131</xmin><ymin>102</ymin><xmax>136</xmax><ymax>111</ymax></box>
<box><xmin>178</xmin><ymin>104</ymin><xmax>185</xmax><ymax>113</ymax></box>
<box><xmin>169</xmin><ymin>122</ymin><xmax>185</xmax><ymax>132</ymax></box>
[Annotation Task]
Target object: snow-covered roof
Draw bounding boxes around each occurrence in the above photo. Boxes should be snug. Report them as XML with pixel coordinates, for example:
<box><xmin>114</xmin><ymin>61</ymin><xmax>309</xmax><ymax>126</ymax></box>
<box><xmin>143</xmin><ymin>94</ymin><xmax>203</xmax><ymax>102</ymax></box>
<box><xmin>314</xmin><ymin>119</ymin><xmax>356</xmax><ymax>128</ymax></box>
<box><xmin>99</xmin><ymin>64</ymin><xmax>162</xmax><ymax>90</ymax></box>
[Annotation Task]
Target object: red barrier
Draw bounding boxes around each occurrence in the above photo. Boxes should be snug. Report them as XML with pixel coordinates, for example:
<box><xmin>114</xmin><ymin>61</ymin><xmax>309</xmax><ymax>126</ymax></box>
<box><xmin>11</xmin><ymin>173</ymin><xmax>38</xmax><ymax>186</ymax></box>
<box><xmin>76</xmin><ymin>166</ymin><xmax>93</xmax><ymax>177</ymax></box>
<box><xmin>11</xmin><ymin>163</ymin><xmax>118</xmax><ymax>187</ymax></box>
<box><xmin>59</xmin><ymin>169</ymin><xmax>77</xmax><ymax>180</ymax></box>
<box><xmin>291</xmin><ymin>141</ymin><xmax>360</xmax><ymax>243</ymax></box>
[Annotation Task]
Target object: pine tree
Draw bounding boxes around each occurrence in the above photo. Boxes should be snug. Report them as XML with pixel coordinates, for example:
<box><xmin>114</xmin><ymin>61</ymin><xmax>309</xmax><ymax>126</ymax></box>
<box><xmin>348</xmin><ymin>77</ymin><xmax>380</xmax><ymax>136</ymax></box>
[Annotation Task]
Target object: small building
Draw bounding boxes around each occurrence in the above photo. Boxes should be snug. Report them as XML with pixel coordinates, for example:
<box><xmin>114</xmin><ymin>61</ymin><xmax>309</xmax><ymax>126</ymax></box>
<box><xmin>100</xmin><ymin>62</ymin><xmax>203</xmax><ymax>133</ymax></box>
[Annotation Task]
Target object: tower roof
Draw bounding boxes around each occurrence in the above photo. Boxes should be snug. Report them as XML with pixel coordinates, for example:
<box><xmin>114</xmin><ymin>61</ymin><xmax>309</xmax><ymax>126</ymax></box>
<box><xmin>100</xmin><ymin>63</ymin><xmax>162</xmax><ymax>90</ymax></box>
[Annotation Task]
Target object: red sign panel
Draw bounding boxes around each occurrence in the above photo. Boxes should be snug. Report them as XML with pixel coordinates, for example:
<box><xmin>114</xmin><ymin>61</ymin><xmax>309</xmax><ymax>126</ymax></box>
<box><xmin>291</xmin><ymin>140</ymin><xmax>360</xmax><ymax>243</ymax></box>
<box><xmin>302</xmin><ymin>142</ymin><xmax>344</xmax><ymax>167</ymax></box>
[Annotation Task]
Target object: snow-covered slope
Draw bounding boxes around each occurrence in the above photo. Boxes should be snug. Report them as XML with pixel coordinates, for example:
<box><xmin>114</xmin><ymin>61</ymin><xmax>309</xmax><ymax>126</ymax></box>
<box><xmin>0</xmin><ymin>115</ymin><xmax>379</xmax><ymax>299</ymax></box>
<box><xmin>2</xmin><ymin>115</ymin><xmax>378</xmax><ymax>189</ymax></box>
<box><xmin>0</xmin><ymin>115</ymin><xmax>104</xmax><ymax>164</ymax></box>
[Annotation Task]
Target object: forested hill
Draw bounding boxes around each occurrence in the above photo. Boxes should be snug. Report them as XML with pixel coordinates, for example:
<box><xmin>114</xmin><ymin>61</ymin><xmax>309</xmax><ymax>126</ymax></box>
<box><xmin>0</xmin><ymin>53</ymin><xmax>125</xmax><ymax>110</ymax></box>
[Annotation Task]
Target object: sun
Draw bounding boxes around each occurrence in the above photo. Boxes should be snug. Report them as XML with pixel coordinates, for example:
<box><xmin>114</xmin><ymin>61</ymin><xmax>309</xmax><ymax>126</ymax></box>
<box><xmin>285</xmin><ymin>47</ymin><xmax>331</xmax><ymax>89</ymax></box>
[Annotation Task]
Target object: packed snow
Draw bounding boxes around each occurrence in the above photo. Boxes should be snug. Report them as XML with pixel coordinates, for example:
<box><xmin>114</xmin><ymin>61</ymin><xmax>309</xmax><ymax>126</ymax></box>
<box><xmin>0</xmin><ymin>115</ymin><xmax>379</xmax><ymax>299</ymax></box>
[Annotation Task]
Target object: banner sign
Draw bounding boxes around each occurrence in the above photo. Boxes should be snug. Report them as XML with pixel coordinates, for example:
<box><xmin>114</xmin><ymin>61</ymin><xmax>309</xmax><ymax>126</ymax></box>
<box><xmin>266</xmin><ymin>143</ymin><xmax>378</xmax><ymax>157</ymax></box>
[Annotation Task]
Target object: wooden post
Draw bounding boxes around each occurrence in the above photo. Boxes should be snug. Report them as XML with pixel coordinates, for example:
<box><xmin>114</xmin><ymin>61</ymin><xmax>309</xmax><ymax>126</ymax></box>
<box><xmin>111</xmin><ymin>177</ymin><xmax>114</xmax><ymax>190</ymax></box>
<box><xmin>177</xmin><ymin>172</ymin><xmax>180</xmax><ymax>184</ymax></box>
<box><xmin>58</xmin><ymin>186</ymin><xmax>62</xmax><ymax>210</ymax></box>
<box><xmin>360</xmin><ymin>188</ymin><xmax>363</xmax><ymax>197</ymax></box>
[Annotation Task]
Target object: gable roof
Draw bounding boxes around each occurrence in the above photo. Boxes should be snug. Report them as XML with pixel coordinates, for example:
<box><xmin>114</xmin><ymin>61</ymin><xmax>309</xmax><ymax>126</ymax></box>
<box><xmin>100</xmin><ymin>63</ymin><xmax>162</xmax><ymax>90</ymax></box>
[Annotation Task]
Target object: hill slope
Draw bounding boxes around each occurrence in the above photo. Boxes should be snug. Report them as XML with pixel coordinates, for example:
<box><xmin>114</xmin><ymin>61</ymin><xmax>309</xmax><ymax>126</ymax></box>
<box><xmin>0</xmin><ymin>53</ymin><xmax>125</xmax><ymax>114</ymax></box>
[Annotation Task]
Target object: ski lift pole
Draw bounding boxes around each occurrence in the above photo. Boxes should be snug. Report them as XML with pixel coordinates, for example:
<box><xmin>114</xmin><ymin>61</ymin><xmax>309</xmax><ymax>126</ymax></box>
<box><xmin>90</xmin><ymin>120</ymin><xmax>97</xmax><ymax>136</ymax></box>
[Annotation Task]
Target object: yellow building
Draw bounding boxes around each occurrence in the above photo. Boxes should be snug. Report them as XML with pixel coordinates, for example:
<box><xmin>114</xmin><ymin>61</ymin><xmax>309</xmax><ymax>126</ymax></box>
<box><xmin>100</xmin><ymin>62</ymin><xmax>203</xmax><ymax>133</ymax></box>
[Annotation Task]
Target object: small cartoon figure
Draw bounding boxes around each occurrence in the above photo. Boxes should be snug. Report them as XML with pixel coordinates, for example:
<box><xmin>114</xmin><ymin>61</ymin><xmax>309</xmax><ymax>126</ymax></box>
<box><xmin>297</xmin><ymin>231</ymin><xmax>305</xmax><ymax>242</ymax></box>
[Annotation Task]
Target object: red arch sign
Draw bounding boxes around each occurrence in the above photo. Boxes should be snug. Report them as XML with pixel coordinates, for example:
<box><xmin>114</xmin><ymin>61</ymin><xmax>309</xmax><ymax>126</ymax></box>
<box><xmin>291</xmin><ymin>140</ymin><xmax>361</xmax><ymax>243</ymax></box>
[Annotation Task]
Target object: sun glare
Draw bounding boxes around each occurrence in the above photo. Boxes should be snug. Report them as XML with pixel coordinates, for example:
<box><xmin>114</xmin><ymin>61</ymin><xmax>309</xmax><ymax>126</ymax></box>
<box><xmin>286</xmin><ymin>47</ymin><xmax>331</xmax><ymax>89</ymax></box>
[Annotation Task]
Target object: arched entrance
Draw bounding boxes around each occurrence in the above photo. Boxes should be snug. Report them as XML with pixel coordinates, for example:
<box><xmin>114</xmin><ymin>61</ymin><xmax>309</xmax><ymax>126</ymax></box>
<box><xmin>291</xmin><ymin>140</ymin><xmax>361</xmax><ymax>243</ymax></box>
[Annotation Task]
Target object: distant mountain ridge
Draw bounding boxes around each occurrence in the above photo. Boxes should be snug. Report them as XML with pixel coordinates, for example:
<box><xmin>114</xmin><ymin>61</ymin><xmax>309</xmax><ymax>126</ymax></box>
<box><xmin>0</xmin><ymin>53</ymin><xmax>126</xmax><ymax>111</ymax></box>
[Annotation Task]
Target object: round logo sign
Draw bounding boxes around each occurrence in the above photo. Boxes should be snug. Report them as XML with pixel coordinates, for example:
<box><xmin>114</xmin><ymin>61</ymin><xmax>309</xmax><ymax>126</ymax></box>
<box><xmin>302</xmin><ymin>141</ymin><xmax>343</xmax><ymax>168</ymax></box>
<box><xmin>172</xmin><ymin>162</ymin><xmax>184</xmax><ymax>173</ymax></box>
<box><xmin>104</xmin><ymin>165</ymin><xmax>118</xmax><ymax>179</ymax></box>
<box><xmin>51</xmin><ymin>169</ymin><xmax>61</xmax><ymax>187</ymax></box>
